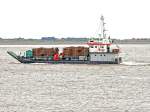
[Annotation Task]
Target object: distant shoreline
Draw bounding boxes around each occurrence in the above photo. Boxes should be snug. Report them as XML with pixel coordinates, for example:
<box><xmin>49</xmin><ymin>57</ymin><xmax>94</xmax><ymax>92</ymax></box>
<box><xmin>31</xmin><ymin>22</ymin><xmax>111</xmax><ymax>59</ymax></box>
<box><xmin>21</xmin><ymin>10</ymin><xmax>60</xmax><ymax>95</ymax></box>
<box><xmin>0</xmin><ymin>38</ymin><xmax>150</xmax><ymax>45</ymax></box>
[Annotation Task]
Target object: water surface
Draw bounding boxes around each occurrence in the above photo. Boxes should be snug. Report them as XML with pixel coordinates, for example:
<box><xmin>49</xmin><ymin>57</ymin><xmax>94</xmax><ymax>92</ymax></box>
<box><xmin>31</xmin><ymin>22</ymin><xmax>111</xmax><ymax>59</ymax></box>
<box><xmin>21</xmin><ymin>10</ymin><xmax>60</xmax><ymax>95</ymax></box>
<box><xmin>0</xmin><ymin>44</ymin><xmax>150</xmax><ymax>112</ymax></box>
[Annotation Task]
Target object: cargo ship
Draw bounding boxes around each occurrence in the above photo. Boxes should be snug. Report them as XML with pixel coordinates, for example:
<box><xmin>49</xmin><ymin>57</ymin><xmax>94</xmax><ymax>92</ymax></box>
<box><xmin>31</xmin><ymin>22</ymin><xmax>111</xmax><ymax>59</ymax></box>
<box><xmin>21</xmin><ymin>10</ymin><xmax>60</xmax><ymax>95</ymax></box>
<box><xmin>7</xmin><ymin>16</ymin><xmax>122</xmax><ymax>64</ymax></box>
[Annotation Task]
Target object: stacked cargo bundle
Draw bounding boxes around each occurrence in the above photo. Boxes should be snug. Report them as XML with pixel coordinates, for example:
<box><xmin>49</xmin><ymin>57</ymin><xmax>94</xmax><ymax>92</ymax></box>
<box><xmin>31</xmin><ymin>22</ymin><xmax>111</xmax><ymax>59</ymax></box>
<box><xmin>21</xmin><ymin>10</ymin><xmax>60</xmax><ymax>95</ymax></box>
<box><xmin>112</xmin><ymin>49</ymin><xmax>119</xmax><ymax>54</ymax></box>
<box><xmin>74</xmin><ymin>47</ymin><xmax>89</xmax><ymax>56</ymax></box>
<box><xmin>32</xmin><ymin>48</ymin><xmax>59</xmax><ymax>57</ymax></box>
<box><xmin>63</xmin><ymin>47</ymin><xmax>73</xmax><ymax>57</ymax></box>
<box><xmin>63</xmin><ymin>47</ymin><xmax>89</xmax><ymax>57</ymax></box>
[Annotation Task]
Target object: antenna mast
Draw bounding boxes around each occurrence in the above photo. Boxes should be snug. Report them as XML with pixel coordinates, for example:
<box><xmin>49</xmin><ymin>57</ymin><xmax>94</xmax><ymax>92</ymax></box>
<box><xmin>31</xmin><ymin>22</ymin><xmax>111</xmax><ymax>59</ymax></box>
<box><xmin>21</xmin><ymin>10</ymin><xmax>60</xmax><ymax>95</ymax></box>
<box><xmin>100</xmin><ymin>15</ymin><xmax>106</xmax><ymax>39</ymax></box>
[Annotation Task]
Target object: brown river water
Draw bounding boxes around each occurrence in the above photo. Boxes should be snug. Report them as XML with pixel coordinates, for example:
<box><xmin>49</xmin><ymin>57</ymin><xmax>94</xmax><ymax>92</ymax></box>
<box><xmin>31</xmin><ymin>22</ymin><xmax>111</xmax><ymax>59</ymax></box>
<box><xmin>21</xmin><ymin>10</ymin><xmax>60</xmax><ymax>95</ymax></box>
<box><xmin>0</xmin><ymin>44</ymin><xmax>150</xmax><ymax>112</ymax></box>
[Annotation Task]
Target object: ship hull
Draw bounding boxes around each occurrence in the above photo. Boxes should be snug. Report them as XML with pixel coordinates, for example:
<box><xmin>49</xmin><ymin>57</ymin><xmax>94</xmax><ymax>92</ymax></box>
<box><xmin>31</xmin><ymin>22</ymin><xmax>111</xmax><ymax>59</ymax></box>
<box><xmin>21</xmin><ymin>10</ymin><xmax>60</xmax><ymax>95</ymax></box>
<box><xmin>18</xmin><ymin>58</ymin><xmax>121</xmax><ymax>64</ymax></box>
<box><xmin>7</xmin><ymin>51</ymin><xmax>122</xmax><ymax>64</ymax></box>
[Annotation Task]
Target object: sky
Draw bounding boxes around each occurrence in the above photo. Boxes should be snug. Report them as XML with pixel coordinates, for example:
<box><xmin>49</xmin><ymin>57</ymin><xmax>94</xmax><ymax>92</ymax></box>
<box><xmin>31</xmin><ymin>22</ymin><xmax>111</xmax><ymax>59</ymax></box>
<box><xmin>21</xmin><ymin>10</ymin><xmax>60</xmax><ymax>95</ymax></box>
<box><xmin>0</xmin><ymin>0</ymin><xmax>150</xmax><ymax>39</ymax></box>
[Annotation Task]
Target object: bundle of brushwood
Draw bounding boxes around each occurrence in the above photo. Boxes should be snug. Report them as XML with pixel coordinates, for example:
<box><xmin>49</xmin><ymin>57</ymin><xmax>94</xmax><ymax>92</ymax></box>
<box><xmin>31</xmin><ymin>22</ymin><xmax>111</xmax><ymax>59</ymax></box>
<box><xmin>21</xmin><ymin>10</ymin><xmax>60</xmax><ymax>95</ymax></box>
<box><xmin>63</xmin><ymin>47</ymin><xmax>89</xmax><ymax>57</ymax></box>
<box><xmin>32</xmin><ymin>48</ymin><xmax>59</xmax><ymax>57</ymax></box>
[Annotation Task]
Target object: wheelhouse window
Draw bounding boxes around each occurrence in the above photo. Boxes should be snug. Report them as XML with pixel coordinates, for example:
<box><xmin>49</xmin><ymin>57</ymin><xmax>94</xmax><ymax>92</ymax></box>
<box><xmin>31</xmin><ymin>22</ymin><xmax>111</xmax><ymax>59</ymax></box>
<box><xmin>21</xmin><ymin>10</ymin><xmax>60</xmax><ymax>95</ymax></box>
<box><xmin>90</xmin><ymin>46</ymin><xmax>94</xmax><ymax>48</ymax></box>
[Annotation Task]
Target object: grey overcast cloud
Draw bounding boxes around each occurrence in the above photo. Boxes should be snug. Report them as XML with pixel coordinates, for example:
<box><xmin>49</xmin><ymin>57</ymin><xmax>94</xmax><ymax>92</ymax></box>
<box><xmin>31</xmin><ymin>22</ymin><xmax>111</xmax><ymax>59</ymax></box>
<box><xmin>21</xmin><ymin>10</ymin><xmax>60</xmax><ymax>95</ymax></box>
<box><xmin>0</xmin><ymin>0</ymin><xmax>150</xmax><ymax>39</ymax></box>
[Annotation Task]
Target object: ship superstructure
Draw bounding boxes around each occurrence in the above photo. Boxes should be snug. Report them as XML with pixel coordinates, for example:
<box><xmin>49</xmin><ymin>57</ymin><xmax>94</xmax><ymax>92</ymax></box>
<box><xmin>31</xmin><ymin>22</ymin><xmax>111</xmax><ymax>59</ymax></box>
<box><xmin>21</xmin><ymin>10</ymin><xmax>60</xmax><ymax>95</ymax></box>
<box><xmin>87</xmin><ymin>15</ymin><xmax>121</xmax><ymax>63</ymax></box>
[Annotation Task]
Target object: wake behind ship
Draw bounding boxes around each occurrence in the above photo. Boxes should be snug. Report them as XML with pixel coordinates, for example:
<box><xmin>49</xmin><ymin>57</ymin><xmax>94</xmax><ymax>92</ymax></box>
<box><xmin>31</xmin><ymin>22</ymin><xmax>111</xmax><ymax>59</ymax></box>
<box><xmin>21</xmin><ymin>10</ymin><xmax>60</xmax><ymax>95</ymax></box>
<box><xmin>7</xmin><ymin>16</ymin><xmax>122</xmax><ymax>64</ymax></box>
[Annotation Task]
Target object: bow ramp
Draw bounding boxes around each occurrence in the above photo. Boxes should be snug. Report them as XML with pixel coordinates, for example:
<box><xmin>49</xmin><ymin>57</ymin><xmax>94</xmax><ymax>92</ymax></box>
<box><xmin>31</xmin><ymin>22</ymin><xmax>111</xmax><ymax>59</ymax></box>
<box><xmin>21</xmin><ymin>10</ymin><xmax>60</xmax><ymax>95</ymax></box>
<box><xmin>7</xmin><ymin>51</ymin><xmax>22</xmax><ymax>63</ymax></box>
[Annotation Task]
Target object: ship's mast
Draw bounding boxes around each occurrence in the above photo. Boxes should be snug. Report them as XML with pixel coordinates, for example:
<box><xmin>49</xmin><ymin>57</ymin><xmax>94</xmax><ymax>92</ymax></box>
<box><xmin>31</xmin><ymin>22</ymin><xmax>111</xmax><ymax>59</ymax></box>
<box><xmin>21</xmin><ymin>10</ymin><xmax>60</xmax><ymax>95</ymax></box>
<box><xmin>100</xmin><ymin>15</ymin><xmax>106</xmax><ymax>39</ymax></box>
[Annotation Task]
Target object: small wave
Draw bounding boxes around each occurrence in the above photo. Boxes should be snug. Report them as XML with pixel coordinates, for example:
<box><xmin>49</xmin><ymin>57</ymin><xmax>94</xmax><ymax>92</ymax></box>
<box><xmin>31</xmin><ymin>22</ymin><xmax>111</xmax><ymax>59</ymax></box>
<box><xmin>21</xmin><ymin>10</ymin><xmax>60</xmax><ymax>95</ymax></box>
<box><xmin>121</xmin><ymin>61</ymin><xmax>150</xmax><ymax>66</ymax></box>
